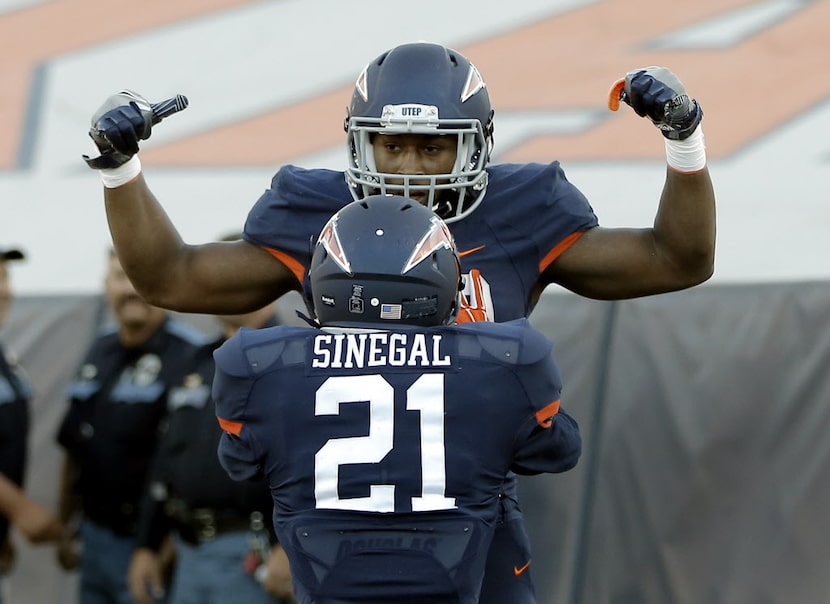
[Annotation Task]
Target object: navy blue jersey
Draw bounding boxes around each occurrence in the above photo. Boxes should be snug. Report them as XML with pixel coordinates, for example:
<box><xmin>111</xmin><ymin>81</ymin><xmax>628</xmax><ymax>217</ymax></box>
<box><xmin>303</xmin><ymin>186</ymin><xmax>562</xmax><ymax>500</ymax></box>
<box><xmin>0</xmin><ymin>342</ymin><xmax>32</xmax><ymax>544</ymax></box>
<box><xmin>214</xmin><ymin>319</ymin><xmax>580</xmax><ymax>604</ymax></box>
<box><xmin>243</xmin><ymin>163</ymin><xmax>598</xmax><ymax>323</ymax></box>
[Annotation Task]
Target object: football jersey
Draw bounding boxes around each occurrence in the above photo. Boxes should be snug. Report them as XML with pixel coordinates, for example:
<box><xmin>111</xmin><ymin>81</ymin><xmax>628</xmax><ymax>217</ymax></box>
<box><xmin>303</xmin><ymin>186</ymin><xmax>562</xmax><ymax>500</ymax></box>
<box><xmin>243</xmin><ymin>162</ymin><xmax>599</xmax><ymax>323</ymax></box>
<box><xmin>214</xmin><ymin>319</ymin><xmax>581</xmax><ymax>604</ymax></box>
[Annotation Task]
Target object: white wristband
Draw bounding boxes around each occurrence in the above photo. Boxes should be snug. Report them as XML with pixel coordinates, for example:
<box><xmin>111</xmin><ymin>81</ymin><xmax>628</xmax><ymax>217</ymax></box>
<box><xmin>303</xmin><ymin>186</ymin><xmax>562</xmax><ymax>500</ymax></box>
<box><xmin>99</xmin><ymin>155</ymin><xmax>142</xmax><ymax>188</ymax></box>
<box><xmin>664</xmin><ymin>127</ymin><xmax>706</xmax><ymax>173</ymax></box>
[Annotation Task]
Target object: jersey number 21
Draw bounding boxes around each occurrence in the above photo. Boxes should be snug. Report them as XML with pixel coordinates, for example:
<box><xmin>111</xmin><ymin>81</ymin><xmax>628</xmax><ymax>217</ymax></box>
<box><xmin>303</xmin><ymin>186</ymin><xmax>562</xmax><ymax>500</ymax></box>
<box><xmin>314</xmin><ymin>373</ymin><xmax>457</xmax><ymax>513</ymax></box>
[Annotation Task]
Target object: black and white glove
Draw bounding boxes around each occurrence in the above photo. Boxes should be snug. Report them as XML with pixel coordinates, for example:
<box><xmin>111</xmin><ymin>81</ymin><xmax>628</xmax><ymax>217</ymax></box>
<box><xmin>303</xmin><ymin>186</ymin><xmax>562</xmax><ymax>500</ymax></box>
<box><xmin>84</xmin><ymin>91</ymin><xmax>155</xmax><ymax>169</ymax></box>
<box><xmin>609</xmin><ymin>66</ymin><xmax>702</xmax><ymax>140</ymax></box>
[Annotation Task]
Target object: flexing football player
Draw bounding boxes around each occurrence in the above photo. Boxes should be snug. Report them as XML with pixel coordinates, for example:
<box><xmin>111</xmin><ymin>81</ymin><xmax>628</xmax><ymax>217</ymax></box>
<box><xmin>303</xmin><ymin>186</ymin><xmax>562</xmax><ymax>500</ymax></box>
<box><xmin>213</xmin><ymin>195</ymin><xmax>581</xmax><ymax>604</ymax></box>
<box><xmin>85</xmin><ymin>41</ymin><xmax>715</xmax><ymax>603</ymax></box>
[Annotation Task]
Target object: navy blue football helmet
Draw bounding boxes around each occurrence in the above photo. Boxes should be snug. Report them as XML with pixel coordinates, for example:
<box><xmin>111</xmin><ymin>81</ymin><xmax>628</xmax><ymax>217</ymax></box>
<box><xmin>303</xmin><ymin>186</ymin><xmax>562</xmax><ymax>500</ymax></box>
<box><xmin>309</xmin><ymin>195</ymin><xmax>461</xmax><ymax>328</ymax></box>
<box><xmin>344</xmin><ymin>42</ymin><xmax>495</xmax><ymax>223</ymax></box>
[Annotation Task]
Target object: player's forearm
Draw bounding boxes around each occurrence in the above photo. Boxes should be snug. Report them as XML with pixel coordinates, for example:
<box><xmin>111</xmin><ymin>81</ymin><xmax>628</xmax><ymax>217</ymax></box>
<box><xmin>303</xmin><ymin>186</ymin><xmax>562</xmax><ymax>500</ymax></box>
<box><xmin>0</xmin><ymin>473</ymin><xmax>25</xmax><ymax>518</ymax></box>
<box><xmin>104</xmin><ymin>174</ymin><xmax>189</xmax><ymax>305</ymax></box>
<box><xmin>653</xmin><ymin>166</ymin><xmax>716</xmax><ymax>285</ymax></box>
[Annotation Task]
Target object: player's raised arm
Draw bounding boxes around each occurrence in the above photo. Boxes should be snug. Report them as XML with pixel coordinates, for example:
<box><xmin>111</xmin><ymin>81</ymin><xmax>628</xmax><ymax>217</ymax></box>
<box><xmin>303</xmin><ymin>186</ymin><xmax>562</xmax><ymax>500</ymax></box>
<box><xmin>84</xmin><ymin>92</ymin><xmax>295</xmax><ymax>314</ymax></box>
<box><xmin>549</xmin><ymin>67</ymin><xmax>716</xmax><ymax>300</ymax></box>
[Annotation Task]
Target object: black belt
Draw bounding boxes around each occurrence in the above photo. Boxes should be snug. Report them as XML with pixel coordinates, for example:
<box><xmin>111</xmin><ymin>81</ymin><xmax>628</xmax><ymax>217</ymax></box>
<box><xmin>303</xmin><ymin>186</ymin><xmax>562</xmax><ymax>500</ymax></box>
<box><xmin>167</xmin><ymin>500</ymin><xmax>267</xmax><ymax>545</ymax></box>
<box><xmin>183</xmin><ymin>508</ymin><xmax>253</xmax><ymax>543</ymax></box>
<box><xmin>84</xmin><ymin>502</ymin><xmax>138</xmax><ymax>537</ymax></box>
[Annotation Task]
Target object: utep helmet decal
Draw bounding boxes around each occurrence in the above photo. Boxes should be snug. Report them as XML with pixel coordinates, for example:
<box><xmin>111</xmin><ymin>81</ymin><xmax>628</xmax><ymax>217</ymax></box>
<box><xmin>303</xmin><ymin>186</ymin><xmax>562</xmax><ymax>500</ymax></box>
<box><xmin>309</xmin><ymin>195</ymin><xmax>461</xmax><ymax>328</ymax></box>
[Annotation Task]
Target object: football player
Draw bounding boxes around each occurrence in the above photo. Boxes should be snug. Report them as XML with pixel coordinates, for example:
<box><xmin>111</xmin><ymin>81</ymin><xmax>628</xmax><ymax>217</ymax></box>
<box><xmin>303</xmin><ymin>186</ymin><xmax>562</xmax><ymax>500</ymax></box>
<box><xmin>213</xmin><ymin>195</ymin><xmax>581</xmax><ymax>604</ymax></box>
<box><xmin>86</xmin><ymin>41</ymin><xmax>715</xmax><ymax>603</ymax></box>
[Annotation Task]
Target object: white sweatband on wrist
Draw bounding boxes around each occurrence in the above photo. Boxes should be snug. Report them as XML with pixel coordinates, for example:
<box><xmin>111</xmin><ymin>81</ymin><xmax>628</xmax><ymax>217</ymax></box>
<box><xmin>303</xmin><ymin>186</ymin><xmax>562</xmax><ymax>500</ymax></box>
<box><xmin>664</xmin><ymin>127</ymin><xmax>706</xmax><ymax>173</ymax></box>
<box><xmin>99</xmin><ymin>155</ymin><xmax>142</xmax><ymax>188</ymax></box>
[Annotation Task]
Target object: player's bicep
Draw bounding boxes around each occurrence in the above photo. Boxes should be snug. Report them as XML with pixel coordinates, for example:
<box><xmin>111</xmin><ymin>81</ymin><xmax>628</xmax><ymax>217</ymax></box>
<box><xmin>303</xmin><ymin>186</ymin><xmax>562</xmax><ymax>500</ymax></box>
<box><xmin>176</xmin><ymin>239</ymin><xmax>299</xmax><ymax>314</ymax></box>
<box><xmin>546</xmin><ymin>225</ymin><xmax>687</xmax><ymax>300</ymax></box>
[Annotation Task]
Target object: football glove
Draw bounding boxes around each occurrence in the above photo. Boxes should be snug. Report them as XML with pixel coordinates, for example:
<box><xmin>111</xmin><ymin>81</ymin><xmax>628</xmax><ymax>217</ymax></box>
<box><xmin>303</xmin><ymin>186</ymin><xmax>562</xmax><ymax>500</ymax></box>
<box><xmin>608</xmin><ymin>66</ymin><xmax>702</xmax><ymax>140</ymax></box>
<box><xmin>84</xmin><ymin>90</ymin><xmax>154</xmax><ymax>169</ymax></box>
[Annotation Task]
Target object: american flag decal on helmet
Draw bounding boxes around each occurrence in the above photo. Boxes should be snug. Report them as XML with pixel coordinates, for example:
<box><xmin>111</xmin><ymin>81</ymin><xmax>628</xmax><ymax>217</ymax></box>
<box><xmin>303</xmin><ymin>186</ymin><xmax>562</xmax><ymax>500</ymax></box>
<box><xmin>380</xmin><ymin>304</ymin><xmax>403</xmax><ymax>320</ymax></box>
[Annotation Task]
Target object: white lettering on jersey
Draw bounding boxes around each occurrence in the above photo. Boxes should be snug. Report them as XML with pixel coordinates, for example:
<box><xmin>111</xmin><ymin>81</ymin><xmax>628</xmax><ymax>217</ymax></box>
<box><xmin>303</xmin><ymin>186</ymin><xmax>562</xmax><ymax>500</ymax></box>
<box><xmin>312</xmin><ymin>332</ymin><xmax>451</xmax><ymax>369</ymax></box>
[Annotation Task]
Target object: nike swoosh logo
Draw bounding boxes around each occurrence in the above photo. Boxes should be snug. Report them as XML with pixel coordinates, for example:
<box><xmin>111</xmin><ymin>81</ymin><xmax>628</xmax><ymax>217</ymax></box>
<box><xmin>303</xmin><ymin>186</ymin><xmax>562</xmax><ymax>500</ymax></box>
<box><xmin>458</xmin><ymin>245</ymin><xmax>486</xmax><ymax>258</ymax></box>
<box><xmin>513</xmin><ymin>560</ymin><xmax>532</xmax><ymax>576</ymax></box>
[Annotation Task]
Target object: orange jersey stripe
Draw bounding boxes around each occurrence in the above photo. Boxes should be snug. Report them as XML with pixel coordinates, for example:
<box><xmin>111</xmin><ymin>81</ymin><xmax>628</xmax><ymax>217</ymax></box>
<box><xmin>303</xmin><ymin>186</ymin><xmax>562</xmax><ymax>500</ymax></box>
<box><xmin>538</xmin><ymin>231</ymin><xmax>586</xmax><ymax>273</ymax></box>
<box><xmin>535</xmin><ymin>399</ymin><xmax>561</xmax><ymax>428</ymax></box>
<box><xmin>263</xmin><ymin>246</ymin><xmax>306</xmax><ymax>284</ymax></box>
<box><xmin>217</xmin><ymin>416</ymin><xmax>243</xmax><ymax>437</ymax></box>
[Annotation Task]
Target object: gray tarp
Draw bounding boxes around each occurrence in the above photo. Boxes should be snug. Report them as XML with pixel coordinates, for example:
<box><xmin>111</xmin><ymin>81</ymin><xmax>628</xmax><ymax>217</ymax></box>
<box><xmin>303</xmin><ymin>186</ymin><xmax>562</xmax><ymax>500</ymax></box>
<box><xmin>3</xmin><ymin>283</ymin><xmax>830</xmax><ymax>604</ymax></box>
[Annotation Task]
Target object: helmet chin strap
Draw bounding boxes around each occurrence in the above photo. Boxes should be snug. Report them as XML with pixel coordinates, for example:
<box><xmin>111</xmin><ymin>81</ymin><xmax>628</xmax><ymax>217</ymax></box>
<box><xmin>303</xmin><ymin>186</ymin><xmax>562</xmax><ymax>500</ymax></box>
<box><xmin>295</xmin><ymin>309</ymin><xmax>321</xmax><ymax>328</ymax></box>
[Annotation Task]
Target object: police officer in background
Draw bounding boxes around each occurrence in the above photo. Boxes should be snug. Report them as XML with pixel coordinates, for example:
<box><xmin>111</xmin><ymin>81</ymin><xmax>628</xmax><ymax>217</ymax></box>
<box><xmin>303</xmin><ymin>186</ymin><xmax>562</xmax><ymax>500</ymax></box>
<box><xmin>1</xmin><ymin>245</ymin><xmax>64</xmax><ymax>603</ymax></box>
<box><xmin>128</xmin><ymin>234</ymin><xmax>294</xmax><ymax>604</ymax></box>
<box><xmin>56</xmin><ymin>249</ymin><xmax>206</xmax><ymax>604</ymax></box>
<box><xmin>128</xmin><ymin>293</ymin><xmax>294</xmax><ymax>604</ymax></box>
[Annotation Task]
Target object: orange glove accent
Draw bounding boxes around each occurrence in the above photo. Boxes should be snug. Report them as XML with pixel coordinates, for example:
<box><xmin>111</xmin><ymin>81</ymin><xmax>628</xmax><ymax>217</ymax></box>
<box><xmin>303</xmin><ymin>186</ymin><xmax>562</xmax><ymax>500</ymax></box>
<box><xmin>607</xmin><ymin>78</ymin><xmax>625</xmax><ymax>111</ymax></box>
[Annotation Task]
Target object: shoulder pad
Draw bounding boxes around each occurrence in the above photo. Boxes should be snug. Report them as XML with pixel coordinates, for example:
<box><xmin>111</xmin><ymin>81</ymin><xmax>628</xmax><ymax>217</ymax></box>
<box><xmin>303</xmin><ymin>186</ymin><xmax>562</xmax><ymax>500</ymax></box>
<box><xmin>453</xmin><ymin>319</ymin><xmax>552</xmax><ymax>366</ymax></box>
<box><xmin>214</xmin><ymin>326</ymin><xmax>310</xmax><ymax>377</ymax></box>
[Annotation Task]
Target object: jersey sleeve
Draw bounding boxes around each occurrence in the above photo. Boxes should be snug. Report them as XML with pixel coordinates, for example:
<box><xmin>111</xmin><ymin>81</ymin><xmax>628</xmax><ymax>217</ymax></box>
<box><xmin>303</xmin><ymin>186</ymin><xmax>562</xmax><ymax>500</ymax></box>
<box><xmin>243</xmin><ymin>165</ymin><xmax>353</xmax><ymax>283</ymax></box>
<box><xmin>511</xmin><ymin>399</ymin><xmax>581</xmax><ymax>476</ymax></box>
<box><xmin>531</xmin><ymin>162</ymin><xmax>599</xmax><ymax>271</ymax></box>
<box><xmin>212</xmin><ymin>333</ymin><xmax>264</xmax><ymax>482</ymax></box>
<box><xmin>489</xmin><ymin>162</ymin><xmax>599</xmax><ymax>271</ymax></box>
<box><xmin>507</xmin><ymin>322</ymin><xmax>582</xmax><ymax>475</ymax></box>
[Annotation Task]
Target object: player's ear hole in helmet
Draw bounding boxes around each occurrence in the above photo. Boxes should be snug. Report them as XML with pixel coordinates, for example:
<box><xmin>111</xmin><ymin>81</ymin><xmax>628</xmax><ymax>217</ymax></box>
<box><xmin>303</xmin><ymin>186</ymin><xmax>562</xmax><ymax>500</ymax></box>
<box><xmin>308</xmin><ymin>195</ymin><xmax>461</xmax><ymax>329</ymax></box>
<box><xmin>344</xmin><ymin>42</ymin><xmax>495</xmax><ymax>224</ymax></box>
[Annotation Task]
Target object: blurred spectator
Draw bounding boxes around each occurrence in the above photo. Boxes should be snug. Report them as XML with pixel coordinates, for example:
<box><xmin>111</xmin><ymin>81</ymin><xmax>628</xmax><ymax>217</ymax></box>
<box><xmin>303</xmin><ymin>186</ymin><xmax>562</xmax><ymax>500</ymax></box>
<box><xmin>129</xmin><ymin>300</ymin><xmax>294</xmax><ymax>604</ymax></box>
<box><xmin>128</xmin><ymin>233</ymin><xmax>293</xmax><ymax>603</ymax></box>
<box><xmin>55</xmin><ymin>249</ymin><xmax>206</xmax><ymax>604</ymax></box>
<box><xmin>0</xmin><ymin>246</ymin><xmax>64</xmax><ymax>604</ymax></box>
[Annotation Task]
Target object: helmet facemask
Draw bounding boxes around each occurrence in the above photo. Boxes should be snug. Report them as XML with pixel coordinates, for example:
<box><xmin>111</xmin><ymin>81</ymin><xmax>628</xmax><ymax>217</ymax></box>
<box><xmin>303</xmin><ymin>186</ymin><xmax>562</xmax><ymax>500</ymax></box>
<box><xmin>346</xmin><ymin>110</ymin><xmax>491</xmax><ymax>223</ymax></box>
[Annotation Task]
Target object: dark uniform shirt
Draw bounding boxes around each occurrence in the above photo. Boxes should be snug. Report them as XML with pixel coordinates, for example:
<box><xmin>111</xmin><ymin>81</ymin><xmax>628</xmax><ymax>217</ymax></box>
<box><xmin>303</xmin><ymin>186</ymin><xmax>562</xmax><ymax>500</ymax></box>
<box><xmin>56</xmin><ymin>318</ymin><xmax>205</xmax><ymax>537</ymax></box>
<box><xmin>244</xmin><ymin>163</ymin><xmax>599</xmax><ymax>322</ymax></box>
<box><xmin>214</xmin><ymin>319</ymin><xmax>582</xmax><ymax>604</ymax></box>
<box><xmin>243</xmin><ymin>163</ymin><xmax>597</xmax><ymax>505</ymax></box>
<box><xmin>0</xmin><ymin>342</ymin><xmax>32</xmax><ymax>545</ymax></box>
<box><xmin>136</xmin><ymin>324</ymin><xmax>276</xmax><ymax>550</ymax></box>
